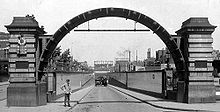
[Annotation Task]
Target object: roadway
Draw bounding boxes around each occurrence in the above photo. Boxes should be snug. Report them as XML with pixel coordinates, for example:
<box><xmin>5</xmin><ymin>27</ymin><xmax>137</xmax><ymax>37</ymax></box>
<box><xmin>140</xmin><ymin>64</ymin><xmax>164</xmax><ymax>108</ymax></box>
<box><xmin>67</xmin><ymin>86</ymin><xmax>171</xmax><ymax>112</ymax></box>
<box><xmin>1</xmin><ymin>84</ymin><xmax>219</xmax><ymax>112</ymax></box>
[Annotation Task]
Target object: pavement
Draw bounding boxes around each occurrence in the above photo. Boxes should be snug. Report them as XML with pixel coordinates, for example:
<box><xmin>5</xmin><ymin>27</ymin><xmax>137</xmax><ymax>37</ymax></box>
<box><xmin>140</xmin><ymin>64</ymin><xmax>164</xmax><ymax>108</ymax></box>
<box><xmin>0</xmin><ymin>86</ymin><xmax>94</xmax><ymax>112</ymax></box>
<box><xmin>1</xmin><ymin>85</ymin><xmax>220</xmax><ymax>112</ymax></box>
<box><xmin>110</xmin><ymin>85</ymin><xmax>220</xmax><ymax>112</ymax></box>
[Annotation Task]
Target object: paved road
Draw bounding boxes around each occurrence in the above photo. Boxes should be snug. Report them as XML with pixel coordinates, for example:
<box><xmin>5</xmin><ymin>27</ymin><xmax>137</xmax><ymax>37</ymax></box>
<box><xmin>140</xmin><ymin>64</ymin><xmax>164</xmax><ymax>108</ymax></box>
<box><xmin>67</xmin><ymin>86</ymin><xmax>173</xmax><ymax>112</ymax></box>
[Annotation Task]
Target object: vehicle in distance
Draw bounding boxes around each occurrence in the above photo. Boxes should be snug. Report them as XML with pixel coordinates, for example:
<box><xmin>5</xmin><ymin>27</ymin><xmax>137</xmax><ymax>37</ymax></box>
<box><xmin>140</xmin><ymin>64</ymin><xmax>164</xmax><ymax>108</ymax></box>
<box><xmin>95</xmin><ymin>76</ymin><xmax>108</xmax><ymax>86</ymax></box>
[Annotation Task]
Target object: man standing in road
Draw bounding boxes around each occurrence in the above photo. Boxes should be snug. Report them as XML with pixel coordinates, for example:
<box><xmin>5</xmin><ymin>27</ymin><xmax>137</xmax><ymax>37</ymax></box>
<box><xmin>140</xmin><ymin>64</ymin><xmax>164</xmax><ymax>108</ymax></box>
<box><xmin>61</xmin><ymin>79</ymin><xmax>72</xmax><ymax>107</ymax></box>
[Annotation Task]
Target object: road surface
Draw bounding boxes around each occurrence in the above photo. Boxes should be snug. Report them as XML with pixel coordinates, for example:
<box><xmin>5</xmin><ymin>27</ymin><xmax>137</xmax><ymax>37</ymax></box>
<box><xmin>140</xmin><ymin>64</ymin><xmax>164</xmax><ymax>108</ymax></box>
<box><xmin>67</xmin><ymin>86</ymin><xmax>174</xmax><ymax>112</ymax></box>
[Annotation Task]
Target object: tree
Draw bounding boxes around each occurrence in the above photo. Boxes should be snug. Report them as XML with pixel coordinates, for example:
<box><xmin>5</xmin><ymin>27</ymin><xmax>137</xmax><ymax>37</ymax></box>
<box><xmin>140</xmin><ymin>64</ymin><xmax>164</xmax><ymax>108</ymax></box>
<box><xmin>47</xmin><ymin>46</ymin><xmax>62</xmax><ymax>71</ymax></box>
<box><xmin>70</xmin><ymin>59</ymin><xmax>80</xmax><ymax>71</ymax></box>
<box><xmin>59</xmin><ymin>48</ymin><xmax>72</xmax><ymax>71</ymax></box>
<box><xmin>52</xmin><ymin>46</ymin><xmax>61</xmax><ymax>58</ymax></box>
<box><xmin>60</xmin><ymin>48</ymin><xmax>71</xmax><ymax>63</ymax></box>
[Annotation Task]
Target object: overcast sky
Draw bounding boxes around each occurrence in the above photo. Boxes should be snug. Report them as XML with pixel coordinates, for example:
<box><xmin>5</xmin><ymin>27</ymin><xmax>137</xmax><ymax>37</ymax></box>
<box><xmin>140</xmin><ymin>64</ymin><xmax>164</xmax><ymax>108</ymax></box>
<box><xmin>0</xmin><ymin>0</ymin><xmax>220</xmax><ymax>66</ymax></box>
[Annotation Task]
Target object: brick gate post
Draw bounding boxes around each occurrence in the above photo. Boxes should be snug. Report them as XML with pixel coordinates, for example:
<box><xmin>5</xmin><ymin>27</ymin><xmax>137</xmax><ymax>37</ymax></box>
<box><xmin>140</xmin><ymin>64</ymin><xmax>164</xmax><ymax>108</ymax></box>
<box><xmin>5</xmin><ymin>15</ymin><xmax>47</xmax><ymax>106</ymax></box>
<box><xmin>176</xmin><ymin>18</ymin><xmax>217</xmax><ymax>103</ymax></box>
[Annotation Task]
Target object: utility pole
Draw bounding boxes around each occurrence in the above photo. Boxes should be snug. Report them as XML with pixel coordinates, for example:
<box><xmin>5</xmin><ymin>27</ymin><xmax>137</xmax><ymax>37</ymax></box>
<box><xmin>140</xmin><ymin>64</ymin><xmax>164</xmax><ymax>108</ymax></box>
<box><xmin>128</xmin><ymin>50</ymin><xmax>131</xmax><ymax>62</ymax></box>
<box><xmin>136</xmin><ymin>50</ymin><xmax>138</xmax><ymax>62</ymax></box>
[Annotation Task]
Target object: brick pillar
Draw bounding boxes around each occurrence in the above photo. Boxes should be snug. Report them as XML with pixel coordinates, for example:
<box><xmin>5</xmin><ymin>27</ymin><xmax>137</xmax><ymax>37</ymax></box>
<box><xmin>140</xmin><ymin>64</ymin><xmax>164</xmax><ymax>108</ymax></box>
<box><xmin>176</xmin><ymin>18</ymin><xmax>217</xmax><ymax>103</ymax></box>
<box><xmin>5</xmin><ymin>15</ymin><xmax>46</xmax><ymax>106</ymax></box>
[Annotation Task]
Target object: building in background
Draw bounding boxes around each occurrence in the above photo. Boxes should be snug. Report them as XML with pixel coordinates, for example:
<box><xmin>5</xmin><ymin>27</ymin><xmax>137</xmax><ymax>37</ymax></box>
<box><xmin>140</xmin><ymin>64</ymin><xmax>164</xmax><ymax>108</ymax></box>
<box><xmin>0</xmin><ymin>32</ymin><xmax>9</xmax><ymax>73</ymax></box>
<box><xmin>94</xmin><ymin>61</ymin><xmax>114</xmax><ymax>73</ymax></box>
<box><xmin>212</xmin><ymin>50</ymin><xmax>220</xmax><ymax>77</ymax></box>
<box><xmin>114</xmin><ymin>58</ymin><xmax>129</xmax><ymax>72</ymax></box>
<box><xmin>156</xmin><ymin>48</ymin><xmax>167</xmax><ymax>64</ymax></box>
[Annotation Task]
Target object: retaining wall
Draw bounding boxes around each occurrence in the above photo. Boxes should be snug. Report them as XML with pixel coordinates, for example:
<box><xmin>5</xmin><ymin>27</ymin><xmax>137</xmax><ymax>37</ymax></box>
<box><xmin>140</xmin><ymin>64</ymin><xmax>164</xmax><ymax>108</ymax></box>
<box><xmin>107</xmin><ymin>70</ymin><xmax>165</xmax><ymax>97</ymax></box>
<box><xmin>55</xmin><ymin>72</ymin><xmax>93</xmax><ymax>95</ymax></box>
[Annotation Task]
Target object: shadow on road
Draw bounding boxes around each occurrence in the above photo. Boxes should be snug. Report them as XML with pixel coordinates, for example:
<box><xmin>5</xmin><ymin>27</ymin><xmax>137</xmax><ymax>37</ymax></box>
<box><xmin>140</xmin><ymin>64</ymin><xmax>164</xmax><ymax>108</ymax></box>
<box><xmin>49</xmin><ymin>100</ymin><xmax>78</xmax><ymax>103</ymax></box>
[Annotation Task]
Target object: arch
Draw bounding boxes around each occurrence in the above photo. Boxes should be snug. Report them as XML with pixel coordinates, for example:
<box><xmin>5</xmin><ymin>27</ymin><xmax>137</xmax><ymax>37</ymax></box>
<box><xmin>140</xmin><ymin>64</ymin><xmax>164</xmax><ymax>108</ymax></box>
<box><xmin>39</xmin><ymin>7</ymin><xmax>185</xmax><ymax>76</ymax></box>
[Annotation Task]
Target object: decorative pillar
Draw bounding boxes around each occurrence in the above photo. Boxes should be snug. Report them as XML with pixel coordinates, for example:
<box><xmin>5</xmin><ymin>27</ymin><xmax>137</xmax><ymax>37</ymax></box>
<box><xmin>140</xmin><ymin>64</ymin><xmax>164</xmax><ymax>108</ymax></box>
<box><xmin>5</xmin><ymin>15</ymin><xmax>47</xmax><ymax>106</ymax></box>
<box><xmin>176</xmin><ymin>18</ymin><xmax>217</xmax><ymax>103</ymax></box>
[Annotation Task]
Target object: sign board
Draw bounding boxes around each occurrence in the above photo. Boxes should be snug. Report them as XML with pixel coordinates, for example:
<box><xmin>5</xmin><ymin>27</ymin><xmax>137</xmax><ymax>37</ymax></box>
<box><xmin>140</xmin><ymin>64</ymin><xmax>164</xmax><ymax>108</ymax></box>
<box><xmin>94</xmin><ymin>71</ymin><xmax>110</xmax><ymax>73</ymax></box>
<box><xmin>10</xmin><ymin>73</ymin><xmax>35</xmax><ymax>77</ymax></box>
<box><xmin>10</xmin><ymin>77</ymin><xmax>35</xmax><ymax>82</ymax></box>
<box><xmin>48</xmin><ymin>75</ymin><xmax>54</xmax><ymax>91</ymax></box>
<box><xmin>15</xmin><ymin>61</ymin><xmax>29</xmax><ymax>69</ymax></box>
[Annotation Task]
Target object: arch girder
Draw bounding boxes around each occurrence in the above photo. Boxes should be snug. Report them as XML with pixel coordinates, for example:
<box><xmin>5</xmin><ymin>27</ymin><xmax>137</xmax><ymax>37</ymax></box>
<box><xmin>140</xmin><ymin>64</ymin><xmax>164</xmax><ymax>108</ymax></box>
<box><xmin>39</xmin><ymin>7</ymin><xmax>185</xmax><ymax>72</ymax></box>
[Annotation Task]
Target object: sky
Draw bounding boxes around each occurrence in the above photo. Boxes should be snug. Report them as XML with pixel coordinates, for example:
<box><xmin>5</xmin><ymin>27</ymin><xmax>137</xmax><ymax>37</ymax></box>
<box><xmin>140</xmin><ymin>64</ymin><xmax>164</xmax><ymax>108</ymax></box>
<box><xmin>0</xmin><ymin>0</ymin><xmax>220</xmax><ymax>66</ymax></box>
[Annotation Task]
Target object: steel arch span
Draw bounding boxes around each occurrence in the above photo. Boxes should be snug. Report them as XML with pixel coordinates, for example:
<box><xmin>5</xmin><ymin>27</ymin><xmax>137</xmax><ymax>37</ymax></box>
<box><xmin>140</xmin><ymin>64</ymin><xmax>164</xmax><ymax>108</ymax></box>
<box><xmin>39</xmin><ymin>7</ymin><xmax>186</xmax><ymax>75</ymax></box>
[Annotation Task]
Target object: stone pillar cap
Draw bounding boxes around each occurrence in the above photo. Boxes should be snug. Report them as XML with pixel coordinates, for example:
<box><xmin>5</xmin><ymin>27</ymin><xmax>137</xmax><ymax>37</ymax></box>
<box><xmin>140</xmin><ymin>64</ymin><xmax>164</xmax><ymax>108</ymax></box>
<box><xmin>176</xmin><ymin>17</ymin><xmax>217</xmax><ymax>34</ymax></box>
<box><xmin>5</xmin><ymin>15</ymin><xmax>46</xmax><ymax>34</ymax></box>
